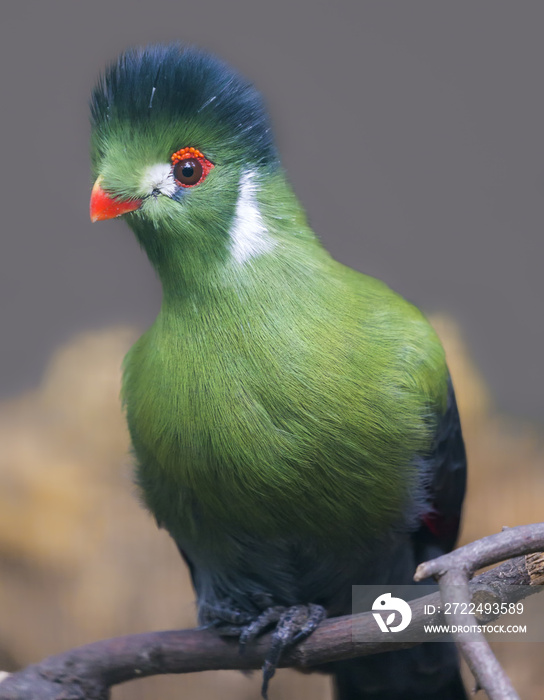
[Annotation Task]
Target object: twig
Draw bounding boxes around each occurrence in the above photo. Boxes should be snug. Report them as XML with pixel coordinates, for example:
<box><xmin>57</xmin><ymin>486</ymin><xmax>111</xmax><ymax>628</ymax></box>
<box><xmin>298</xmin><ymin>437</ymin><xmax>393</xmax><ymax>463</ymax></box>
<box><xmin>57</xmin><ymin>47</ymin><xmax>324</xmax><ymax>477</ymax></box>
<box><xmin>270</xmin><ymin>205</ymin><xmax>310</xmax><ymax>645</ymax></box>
<box><xmin>415</xmin><ymin>522</ymin><xmax>544</xmax><ymax>580</ymax></box>
<box><xmin>440</xmin><ymin>568</ymin><xmax>519</xmax><ymax>700</ymax></box>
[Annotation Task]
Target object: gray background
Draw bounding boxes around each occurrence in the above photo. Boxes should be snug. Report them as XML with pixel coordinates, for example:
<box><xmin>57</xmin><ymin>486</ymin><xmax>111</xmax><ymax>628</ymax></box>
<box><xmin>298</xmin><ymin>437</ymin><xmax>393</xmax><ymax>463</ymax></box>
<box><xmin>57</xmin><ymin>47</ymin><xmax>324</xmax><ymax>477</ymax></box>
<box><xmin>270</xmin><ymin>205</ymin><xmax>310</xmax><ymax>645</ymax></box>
<box><xmin>1</xmin><ymin>1</ymin><xmax>542</xmax><ymax>421</ymax></box>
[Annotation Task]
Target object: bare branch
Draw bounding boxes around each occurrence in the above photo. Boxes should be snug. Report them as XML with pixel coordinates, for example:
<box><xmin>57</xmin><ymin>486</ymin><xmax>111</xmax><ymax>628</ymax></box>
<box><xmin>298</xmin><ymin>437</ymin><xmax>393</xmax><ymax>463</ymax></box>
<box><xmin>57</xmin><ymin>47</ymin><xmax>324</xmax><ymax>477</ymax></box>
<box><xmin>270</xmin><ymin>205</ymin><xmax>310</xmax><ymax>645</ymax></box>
<box><xmin>414</xmin><ymin>523</ymin><xmax>544</xmax><ymax>700</ymax></box>
<box><xmin>415</xmin><ymin>522</ymin><xmax>544</xmax><ymax>580</ymax></box>
<box><xmin>0</xmin><ymin>526</ymin><xmax>542</xmax><ymax>700</ymax></box>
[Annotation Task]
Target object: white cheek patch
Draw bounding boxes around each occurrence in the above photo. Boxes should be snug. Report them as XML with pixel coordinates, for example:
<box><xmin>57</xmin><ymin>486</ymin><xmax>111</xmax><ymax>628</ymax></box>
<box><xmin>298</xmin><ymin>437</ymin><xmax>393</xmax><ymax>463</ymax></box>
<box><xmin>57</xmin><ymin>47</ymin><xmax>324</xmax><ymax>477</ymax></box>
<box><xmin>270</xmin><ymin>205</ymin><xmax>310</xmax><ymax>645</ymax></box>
<box><xmin>229</xmin><ymin>170</ymin><xmax>275</xmax><ymax>264</ymax></box>
<box><xmin>140</xmin><ymin>163</ymin><xmax>177</xmax><ymax>197</ymax></box>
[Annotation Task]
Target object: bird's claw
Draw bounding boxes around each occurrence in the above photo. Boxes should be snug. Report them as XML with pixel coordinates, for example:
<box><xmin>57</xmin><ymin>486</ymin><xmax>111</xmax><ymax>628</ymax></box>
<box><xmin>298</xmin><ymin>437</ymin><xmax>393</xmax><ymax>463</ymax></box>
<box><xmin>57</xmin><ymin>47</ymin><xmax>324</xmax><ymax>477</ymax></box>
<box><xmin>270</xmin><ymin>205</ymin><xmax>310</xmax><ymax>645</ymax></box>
<box><xmin>258</xmin><ymin>603</ymin><xmax>326</xmax><ymax>699</ymax></box>
<box><xmin>239</xmin><ymin>605</ymin><xmax>286</xmax><ymax>651</ymax></box>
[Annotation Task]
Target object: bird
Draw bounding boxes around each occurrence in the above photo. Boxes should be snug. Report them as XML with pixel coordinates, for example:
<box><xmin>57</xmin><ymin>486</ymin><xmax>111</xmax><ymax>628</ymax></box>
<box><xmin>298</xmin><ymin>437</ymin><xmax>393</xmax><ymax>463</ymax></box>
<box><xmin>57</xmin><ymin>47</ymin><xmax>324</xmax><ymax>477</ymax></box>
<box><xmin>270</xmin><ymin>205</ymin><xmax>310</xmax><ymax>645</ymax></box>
<box><xmin>89</xmin><ymin>44</ymin><xmax>467</xmax><ymax>700</ymax></box>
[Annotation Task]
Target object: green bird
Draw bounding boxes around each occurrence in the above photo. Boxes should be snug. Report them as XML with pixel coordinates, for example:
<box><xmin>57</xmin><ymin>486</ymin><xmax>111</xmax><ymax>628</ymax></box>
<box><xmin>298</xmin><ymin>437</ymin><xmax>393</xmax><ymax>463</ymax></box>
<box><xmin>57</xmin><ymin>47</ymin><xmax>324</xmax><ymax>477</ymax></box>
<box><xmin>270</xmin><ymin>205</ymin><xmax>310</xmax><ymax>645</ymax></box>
<box><xmin>89</xmin><ymin>45</ymin><xmax>467</xmax><ymax>700</ymax></box>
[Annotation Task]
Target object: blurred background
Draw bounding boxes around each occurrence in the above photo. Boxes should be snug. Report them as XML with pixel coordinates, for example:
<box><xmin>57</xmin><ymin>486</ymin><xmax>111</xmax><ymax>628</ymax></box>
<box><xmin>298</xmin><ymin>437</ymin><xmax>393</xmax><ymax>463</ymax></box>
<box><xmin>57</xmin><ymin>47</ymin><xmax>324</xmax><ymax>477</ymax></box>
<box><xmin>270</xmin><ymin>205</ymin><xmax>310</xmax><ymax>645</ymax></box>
<box><xmin>0</xmin><ymin>2</ymin><xmax>543</xmax><ymax>698</ymax></box>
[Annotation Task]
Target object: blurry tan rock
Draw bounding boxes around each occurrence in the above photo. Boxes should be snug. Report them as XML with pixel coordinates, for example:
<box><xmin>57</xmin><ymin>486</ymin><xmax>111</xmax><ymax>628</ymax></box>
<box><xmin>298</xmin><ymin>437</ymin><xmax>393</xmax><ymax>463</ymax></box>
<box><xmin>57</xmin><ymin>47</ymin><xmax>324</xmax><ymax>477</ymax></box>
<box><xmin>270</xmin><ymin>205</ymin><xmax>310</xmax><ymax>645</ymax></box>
<box><xmin>0</xmin><ymin>328</ymin><xmax>137</xmax><ymax>567</ymax></box>
<box><xmin>0</xmin><ymin>318</ymin><xmax>542</xmax><ymax>699</ymax></box>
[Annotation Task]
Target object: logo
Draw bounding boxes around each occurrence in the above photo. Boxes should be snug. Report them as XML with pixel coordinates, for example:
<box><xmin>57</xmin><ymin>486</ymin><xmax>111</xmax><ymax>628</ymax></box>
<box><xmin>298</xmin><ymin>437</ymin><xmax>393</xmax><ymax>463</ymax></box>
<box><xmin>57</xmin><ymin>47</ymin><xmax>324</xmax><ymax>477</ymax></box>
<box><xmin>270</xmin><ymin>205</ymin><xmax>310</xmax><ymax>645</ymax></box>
<box><xmin>372</xmin><ymin>593</ymin><xmax>412</xmax><ymax>632</ymax></box>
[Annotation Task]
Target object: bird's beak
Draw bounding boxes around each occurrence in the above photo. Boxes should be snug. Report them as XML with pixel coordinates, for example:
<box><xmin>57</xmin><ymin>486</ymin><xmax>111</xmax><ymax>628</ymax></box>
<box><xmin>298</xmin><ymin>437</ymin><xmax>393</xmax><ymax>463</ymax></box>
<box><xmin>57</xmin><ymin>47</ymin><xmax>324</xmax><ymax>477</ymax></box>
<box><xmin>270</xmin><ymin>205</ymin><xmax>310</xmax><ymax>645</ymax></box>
<box><xmin>90</xmin><ymin>176</ymin><xmax>143</xmax><ymax>222</ymax></box>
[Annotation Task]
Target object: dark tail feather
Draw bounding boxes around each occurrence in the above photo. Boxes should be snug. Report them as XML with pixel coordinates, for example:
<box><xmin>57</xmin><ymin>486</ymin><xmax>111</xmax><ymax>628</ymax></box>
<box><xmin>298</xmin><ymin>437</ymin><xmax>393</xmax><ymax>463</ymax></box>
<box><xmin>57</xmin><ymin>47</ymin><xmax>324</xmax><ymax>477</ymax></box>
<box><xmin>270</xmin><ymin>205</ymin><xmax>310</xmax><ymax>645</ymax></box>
<box><xmin>332</xmin><ymin>643</ymin><xmax>467</xmax><ymax>700</ymax></box>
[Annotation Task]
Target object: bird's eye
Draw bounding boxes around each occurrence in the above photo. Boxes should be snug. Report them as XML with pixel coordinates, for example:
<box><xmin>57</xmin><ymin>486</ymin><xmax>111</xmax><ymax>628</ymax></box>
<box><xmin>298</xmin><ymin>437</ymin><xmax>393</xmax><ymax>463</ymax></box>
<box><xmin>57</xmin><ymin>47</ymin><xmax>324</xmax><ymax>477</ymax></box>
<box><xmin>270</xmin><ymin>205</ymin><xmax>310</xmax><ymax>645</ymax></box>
<box><xmin>174</xmin><ymin>159</ymin><xmax>203</xmax><ymax>186</ymax></box>
<box><xmin>171</xmin><ymin>147</ymin><xmax>214</xmax><ymax>188</ymax></box>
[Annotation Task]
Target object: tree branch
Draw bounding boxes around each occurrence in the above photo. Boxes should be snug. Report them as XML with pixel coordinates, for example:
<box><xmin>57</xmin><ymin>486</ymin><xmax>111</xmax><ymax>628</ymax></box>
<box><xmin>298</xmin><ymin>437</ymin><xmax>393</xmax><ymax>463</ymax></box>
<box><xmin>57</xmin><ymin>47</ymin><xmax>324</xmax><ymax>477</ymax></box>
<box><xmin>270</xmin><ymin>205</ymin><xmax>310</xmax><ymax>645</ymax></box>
<box><xmin>415</xmin><ymin>523</ymin><xmax>544</xmax><ymax>700</ymax></box>
<box><xmin>0</xmin><ymin>524</ymin><xmax>543</xmax><ymax>700</ymax></box>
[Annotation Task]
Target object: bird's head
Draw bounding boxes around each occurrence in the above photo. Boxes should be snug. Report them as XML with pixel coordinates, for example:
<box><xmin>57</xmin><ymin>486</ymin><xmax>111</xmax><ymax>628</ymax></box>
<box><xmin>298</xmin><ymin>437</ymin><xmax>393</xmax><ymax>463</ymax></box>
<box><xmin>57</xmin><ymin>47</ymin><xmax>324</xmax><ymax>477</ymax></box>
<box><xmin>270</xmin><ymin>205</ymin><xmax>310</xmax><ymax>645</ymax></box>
<box><xmin>90</xmin><ymin>45</ymin><xmax>282</xmax><ymax>274</ymax></box>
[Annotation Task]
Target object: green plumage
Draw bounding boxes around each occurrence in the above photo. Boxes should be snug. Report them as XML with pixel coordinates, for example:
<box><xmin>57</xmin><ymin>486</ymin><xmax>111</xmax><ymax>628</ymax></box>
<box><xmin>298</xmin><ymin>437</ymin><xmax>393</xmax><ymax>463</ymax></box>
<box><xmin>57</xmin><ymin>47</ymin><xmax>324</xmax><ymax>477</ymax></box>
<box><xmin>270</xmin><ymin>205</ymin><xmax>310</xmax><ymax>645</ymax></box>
<box><xmin>122</xmin><ymin>169</ymin><xmax>448</xmax><ymax>555</ymax></box>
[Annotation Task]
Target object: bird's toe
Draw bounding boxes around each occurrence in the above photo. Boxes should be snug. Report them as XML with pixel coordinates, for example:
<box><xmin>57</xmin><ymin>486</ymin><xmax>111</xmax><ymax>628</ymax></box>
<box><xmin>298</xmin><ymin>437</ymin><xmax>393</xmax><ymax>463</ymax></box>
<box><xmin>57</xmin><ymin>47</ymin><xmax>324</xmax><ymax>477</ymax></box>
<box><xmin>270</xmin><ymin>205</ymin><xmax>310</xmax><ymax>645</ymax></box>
<box><xmin>199</xmin><ymin>600</ymin><xmax>255</xmax><ymax>630</ymax></box>
<box><xmin>260</xmin><ymin>603</ymin><xmax>326</xmax><ymax>698</ymax></box>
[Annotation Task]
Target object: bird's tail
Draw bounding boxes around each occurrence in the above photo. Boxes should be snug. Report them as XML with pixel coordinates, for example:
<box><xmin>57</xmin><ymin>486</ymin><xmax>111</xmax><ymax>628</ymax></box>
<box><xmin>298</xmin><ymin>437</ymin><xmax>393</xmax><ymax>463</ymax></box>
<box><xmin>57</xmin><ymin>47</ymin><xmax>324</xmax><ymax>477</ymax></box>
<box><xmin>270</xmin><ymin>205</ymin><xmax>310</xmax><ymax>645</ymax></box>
<box><xmin>332</xmin><ymin>643</ymin><xmax>467</xmax><ymax>700</ymax></box>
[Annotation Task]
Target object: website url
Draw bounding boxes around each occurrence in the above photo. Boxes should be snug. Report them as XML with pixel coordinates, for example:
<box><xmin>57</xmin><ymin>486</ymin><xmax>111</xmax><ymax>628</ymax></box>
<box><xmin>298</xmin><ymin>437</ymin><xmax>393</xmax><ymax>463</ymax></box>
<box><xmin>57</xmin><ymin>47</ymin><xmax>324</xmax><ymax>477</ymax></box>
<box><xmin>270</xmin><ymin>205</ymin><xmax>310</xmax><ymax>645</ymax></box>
<box><xmin>424</xmin><ymin>624</ymin><xmax>527</xmax><ymax>635</ymax></box>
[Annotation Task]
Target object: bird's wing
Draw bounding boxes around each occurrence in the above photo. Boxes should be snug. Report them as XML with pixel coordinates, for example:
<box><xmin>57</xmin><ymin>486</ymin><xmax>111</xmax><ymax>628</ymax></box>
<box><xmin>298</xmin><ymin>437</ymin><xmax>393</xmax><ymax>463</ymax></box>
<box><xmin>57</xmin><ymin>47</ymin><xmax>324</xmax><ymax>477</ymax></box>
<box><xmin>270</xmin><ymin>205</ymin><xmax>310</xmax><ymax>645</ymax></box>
<box><xmin>414</xmin><ymin>377</ymin><xmax>467</xmax><ymax>560</ymax></box>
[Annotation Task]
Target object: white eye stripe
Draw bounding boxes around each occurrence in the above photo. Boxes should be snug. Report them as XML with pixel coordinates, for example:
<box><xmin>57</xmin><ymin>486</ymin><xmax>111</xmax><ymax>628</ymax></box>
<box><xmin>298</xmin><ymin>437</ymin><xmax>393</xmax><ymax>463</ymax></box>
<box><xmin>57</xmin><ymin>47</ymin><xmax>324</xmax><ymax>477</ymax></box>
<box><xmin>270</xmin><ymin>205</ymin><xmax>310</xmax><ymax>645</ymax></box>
<box><xmin>140</xmin><ymin>164</ymin><xmax>177</xmax><ymax>197</ymax></box>
<box><xmin>229</xmin><ymin>169</ymin><xmax>276</xmax><ymax>264</ymax></box>
<box><xmin>139</xmin><ymin>165</ymin><xmax>275</xmax><ymax>264</ymax></box>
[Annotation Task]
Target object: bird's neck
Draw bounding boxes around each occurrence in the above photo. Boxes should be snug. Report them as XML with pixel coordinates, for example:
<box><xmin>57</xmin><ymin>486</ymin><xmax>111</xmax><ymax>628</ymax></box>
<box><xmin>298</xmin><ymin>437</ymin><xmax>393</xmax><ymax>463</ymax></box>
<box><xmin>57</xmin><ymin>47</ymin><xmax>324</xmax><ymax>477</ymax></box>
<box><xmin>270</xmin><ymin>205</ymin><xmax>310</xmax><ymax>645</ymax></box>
<box><xmin>156</xmin><ymin>241</ymin><xmax>229</xmax><ymax>308</ymax></box>
<box><xmin>147</xmin><ymin>173</ymin><xmax>329</xmax><ymax>311</ymax></box>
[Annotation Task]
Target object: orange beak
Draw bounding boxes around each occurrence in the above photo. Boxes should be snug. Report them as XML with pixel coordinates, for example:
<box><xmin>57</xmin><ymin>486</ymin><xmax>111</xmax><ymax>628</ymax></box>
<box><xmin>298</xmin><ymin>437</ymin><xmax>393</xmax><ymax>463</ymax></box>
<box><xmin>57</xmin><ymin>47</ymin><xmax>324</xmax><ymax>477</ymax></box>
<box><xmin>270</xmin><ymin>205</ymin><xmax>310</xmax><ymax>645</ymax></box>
<box><xmin>90</xmin><ymin>176</ymin><xmax>143</xmax><ymax>222</ymax></box>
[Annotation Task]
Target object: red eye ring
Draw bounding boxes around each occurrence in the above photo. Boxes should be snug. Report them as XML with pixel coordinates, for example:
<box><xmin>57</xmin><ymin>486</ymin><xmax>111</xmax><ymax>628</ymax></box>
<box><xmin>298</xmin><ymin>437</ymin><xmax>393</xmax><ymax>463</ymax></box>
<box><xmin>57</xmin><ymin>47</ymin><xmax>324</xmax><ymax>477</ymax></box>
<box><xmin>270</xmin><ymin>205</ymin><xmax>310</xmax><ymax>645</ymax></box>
<box><xmin>171</xmin><ymin>147</ymin><xmax>214</xmax><ymax>188</ymax></box>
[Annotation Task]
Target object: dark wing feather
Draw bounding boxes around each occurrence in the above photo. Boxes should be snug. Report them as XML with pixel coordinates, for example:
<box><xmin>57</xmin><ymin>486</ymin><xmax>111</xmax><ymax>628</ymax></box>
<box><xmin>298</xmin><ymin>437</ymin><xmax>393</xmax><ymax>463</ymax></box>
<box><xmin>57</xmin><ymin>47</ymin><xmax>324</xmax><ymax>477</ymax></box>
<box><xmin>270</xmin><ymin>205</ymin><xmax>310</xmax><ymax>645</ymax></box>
<box><xmin>415</xmin><ymin>377</ymin><xmax>467</xmax><ymax>561</ymax></box>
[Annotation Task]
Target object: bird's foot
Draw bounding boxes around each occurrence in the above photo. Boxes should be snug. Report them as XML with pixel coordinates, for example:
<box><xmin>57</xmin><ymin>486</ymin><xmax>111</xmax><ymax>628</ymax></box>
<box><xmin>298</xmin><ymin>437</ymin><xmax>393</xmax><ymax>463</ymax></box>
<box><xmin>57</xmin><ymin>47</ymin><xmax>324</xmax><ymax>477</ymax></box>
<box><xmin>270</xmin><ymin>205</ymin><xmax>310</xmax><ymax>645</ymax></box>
<box><xmin>241</xmin><ymin>603</ymin><xmax>326</xmax><ymax>699</ymax></box>
<box><xmin>199</xmin><ymin>600</ymin><xmax>255</xmax><ymax>635</ymax></box>
<box><xmin>199</xmin><ymin>592</ymin><xmax>276</xmax><ymax>634</ymax></box>
<box><xmin>201</xmin><ymin>599</ymin><xmax>326</xmax><ymax>697</ymax></box>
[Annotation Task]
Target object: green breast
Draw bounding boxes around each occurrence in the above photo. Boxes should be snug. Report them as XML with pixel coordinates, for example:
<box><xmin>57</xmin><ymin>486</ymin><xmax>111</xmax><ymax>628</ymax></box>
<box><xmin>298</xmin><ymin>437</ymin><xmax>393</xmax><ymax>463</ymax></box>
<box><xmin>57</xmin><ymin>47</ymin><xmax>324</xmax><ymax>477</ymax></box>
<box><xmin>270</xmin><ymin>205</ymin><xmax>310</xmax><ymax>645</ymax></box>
<box><xmin>122</xmin><ymin>253</ymin><xmax>448</xmax><ymax>548</ymax></box>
